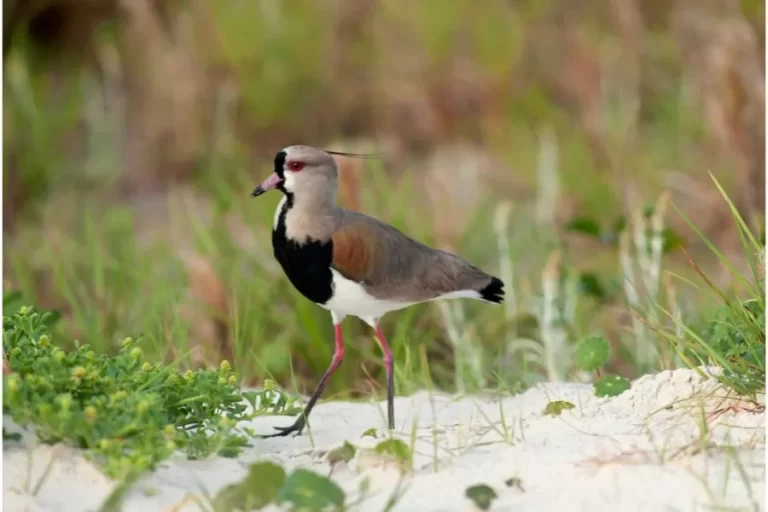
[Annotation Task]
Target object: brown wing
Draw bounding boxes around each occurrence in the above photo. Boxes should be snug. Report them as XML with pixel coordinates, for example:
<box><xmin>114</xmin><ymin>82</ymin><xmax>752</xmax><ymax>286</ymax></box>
<box><xmin>330</xmin><ymin>211</ymin><xmax>495</xmax><ymax>302</ymax></box>
<box><xmin>330</xmin><ymin>223</ymin><xmax>377</xmax><ymax>282</ymax></box>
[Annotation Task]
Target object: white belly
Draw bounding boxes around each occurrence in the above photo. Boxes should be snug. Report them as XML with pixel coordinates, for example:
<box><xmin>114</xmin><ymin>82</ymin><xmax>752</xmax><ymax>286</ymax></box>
<box><xmin>320</xmin><ymin>269</ymin><xmax>482</xmax><ymax>326</ymax></box>
<box><xmin>320</xmin><ymin>270</ymin><xmax>415</xmax><ymax>325</ymax></box>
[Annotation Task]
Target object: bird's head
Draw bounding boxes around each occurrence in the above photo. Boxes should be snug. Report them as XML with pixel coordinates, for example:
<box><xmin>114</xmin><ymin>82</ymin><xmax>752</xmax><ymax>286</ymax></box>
<box><xmin>250</xmin><ymin>145</ymin><xmax>339</xmax><ymax>202</ymax></box>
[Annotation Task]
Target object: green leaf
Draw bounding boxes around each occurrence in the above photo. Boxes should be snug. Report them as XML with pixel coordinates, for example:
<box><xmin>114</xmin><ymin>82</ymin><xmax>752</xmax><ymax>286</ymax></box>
<box><xmin>642</xmin><ymin>203</ymin><xmax>655</xmax><ymax>217</ymax></box>
<box><xmin>564</xmin><ymin>217</ymin><xmax>602</xmax><ymax>238</ymax></box>
<box><xmin>465</xmin><ymin>484</ymin><xmax>498</xmax><ymax>511</ymax></box>
<box><xmin>575</xmin><ymin>335</ymin><xmax>610</xmax><ymax>371</ymax></box>
<box><xmin>214</xmin><ymin>461</ymin><xmax>286</xmax><ymax>511</ymax></box>
<box><xmin>606</xmin><ymin>215</ymin><xmax>626</xmax><ymax>245</ymax></box>
<box><xmin>542</xmin><ymin>400</ymin><xmax>575</xmax><ymax>417</ymax></box>
<box><xmin>40</xmin><ymin>310</ymin><xmax>62</xmax><ymax>328</ymax></box>
<box><xmin>327</xmin><ymin>441</ymin><xmax>356</xmax><ymax>466</ymax></box>
<box><xmin>373</xmin><ymin>438</ymin><xmax>413</xmax><ymax>473</ymax></box>
<box><xmin>374</xmin><ymin>438</ymin><xmax>411</xmax><ymax>462</ymax></box>
<box><xmin>3</xmin><ymin>428</ymin><xmax>22</xmax><ymax>442</ymax></box>
<box><xmin>662</xmin><ymin>228</ymin><xmax>685</xmax><ymax>253</ymax></box>
<box><xmin>361</xmin><ymin>427</ymin><xmax>378</xmax><ymax>439</ymax></box>
<box><xmin>577</xmin><ymin>273</ymin><xmax>606</xmax><ymax>301</ymax></box>
<box><xmin>594</xmin><ymin>375</ymin><xmax>630</xmax><ymax>397</ymax></box>
<box><xmin>3</xmin><ymin>291</ymin><xmax>24</xmax><ymax>314</ymax></box>
<box><xmin>241</xmin><ymin>391</ymin><xmax>258</xmax><ymax>410</ymax></box>
<box><xmin>277</xmin><ymin>469</ymin><xmax>345</xmax><ymax>511</ymax></box>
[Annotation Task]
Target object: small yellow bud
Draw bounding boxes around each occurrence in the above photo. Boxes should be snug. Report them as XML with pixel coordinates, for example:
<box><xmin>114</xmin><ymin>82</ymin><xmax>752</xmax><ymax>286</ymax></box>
<box><xmin>111</xmin><ymin>390</ymin><xmax>128</xmax><ymax>403</ymax></box>
<box><xmin>137</xmin><ymin>400</ymin><xmax>149</xmax><ymax>414</ymax></box>
<box><xmin>220</xmin><ymin>360</ymin><xmax>231</xmax><ymax>372</ymax></box>
<box><xmin>218</xmin><ymin>377</ymin><xmax>227</xmax><ymax>385</ymax></box>
<box><xmin>38</xmin><ymin>335</ymin><xmax>50</xmax><ymax>347</ymax></box>
<box><xmin>53</xmin><ymin>349</ymin><xmax>65</xmax><ymax>362</ymax></box>
<box><xmin>184</xmin><ymin>370</ymin><xmax>195</xmax><ymax>381</ymax></box>
<box><xmin>7</xmin><ymin>376</ymin><xmax>20</xmax><ymax>393</ymax></box>
<box><xmin>163</xmin><ymin>424</ymin><xmax>176</xmax><ymax>439</ymax></box>
<box><xmin>72</xmin><ymin>366</ymin><xmax>86</xmax><ymax>378</ymax></box>
<box><xmin>84</xmin><ymin>406</ymin><xmax>98</xmax><ymax>423</ymax></box>
<box><xmin>19</xmin><ymin>306</ymin><xmax>31</xmax><ymax>316</ymax></box>
<box><xmin>99</xmin><ymin>439</ymin><xmax>111</xmax><ymax>450</ymax></box>
<box><xmin>130</xmin><ymin>347</ymin><xmax>142</xmax><ymax>360</ymax></box>
<box><xmin>165</xmin><ymin>441</ymin><xmax>176</xmax><ymax>452</ymax></box>
<box><xmin>263</xmin><ymin>379</ymin><xmax>277</xmax><ymax>392</ymax></box>
<box><xmin>141</xmin><ymin>362</ymin><xmax>152</xmax><ymax>372</ymax></box>
<box><xmin>227</xmin><ymin>375</ymin><xmax>237</xmax><ymax>385</ymax></box>
<box><xmin>56</xmin><ymin>394</ymin><xmax>72</xmax><ymax>410</ymax></box>
<box><xmin>121</xmin><ymin>337</ymin><xmax>134</xmax><ymax>348</ymax></box>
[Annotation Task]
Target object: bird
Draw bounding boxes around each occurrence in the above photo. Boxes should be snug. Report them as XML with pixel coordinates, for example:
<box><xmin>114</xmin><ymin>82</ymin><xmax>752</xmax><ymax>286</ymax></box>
<box><xmin>251</xmin><ymin>145</ymin><xmax>504</xmax><ymax>437</ymax></box>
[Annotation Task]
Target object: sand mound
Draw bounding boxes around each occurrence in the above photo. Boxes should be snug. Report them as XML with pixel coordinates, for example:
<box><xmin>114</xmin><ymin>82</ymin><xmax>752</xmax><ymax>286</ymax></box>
<box><xmin>4</xmin><ymin>368</ymin><xmax>765</xmax><ymax>511</ymax></box>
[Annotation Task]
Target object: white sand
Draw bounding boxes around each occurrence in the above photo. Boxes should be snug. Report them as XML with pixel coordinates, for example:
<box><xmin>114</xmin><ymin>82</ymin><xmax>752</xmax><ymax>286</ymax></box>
<box><xmin>4</xmin><ymin>368</ymin><xmax>765</xmax><ymax>512</ymax></box>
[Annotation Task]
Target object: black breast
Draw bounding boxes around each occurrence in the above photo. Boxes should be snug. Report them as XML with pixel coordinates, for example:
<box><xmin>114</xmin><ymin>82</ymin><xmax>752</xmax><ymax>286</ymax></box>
<box><xmin>272</xmin><ymin>197</ymin><xmax>334</xmax><ymax>305</ymax></box>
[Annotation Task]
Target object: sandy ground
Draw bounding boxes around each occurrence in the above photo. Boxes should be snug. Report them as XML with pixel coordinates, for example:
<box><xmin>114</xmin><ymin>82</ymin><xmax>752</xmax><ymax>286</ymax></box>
<box><xmin>4</xmin><ymin>368</ymin><xmax>766</xmax><ymax>512</ymax></box>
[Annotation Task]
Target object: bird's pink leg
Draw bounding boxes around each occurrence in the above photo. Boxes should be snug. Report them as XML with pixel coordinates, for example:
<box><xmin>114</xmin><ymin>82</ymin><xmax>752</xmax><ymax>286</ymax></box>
<box><xmin>265</xmin><ymin>321</ymin><xmax>345</xmax><ymax>437</ymax></box>
<box><xmin>373</xmin><ymin>323</ymin><xmax>395</xmax><ymax>430</ymax></box>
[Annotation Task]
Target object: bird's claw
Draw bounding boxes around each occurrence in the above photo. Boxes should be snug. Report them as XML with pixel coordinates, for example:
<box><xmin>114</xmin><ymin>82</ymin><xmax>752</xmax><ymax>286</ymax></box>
<box><xmin>260</xmin><ymin>418</ymin><xmax>306</xmax><ymax>438</ymax></box>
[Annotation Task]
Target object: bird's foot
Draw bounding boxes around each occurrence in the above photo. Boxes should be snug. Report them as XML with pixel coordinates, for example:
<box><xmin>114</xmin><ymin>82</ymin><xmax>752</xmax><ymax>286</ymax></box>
<box><xmin>260</xmin><ymin>416</ymin><xmax>307</xmax><ymax>438</ymax></box>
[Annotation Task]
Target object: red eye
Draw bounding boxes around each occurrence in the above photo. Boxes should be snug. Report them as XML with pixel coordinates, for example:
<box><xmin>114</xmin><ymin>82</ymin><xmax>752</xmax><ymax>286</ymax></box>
<box><xmin>288</xmin><ymin>161</ymin><xmax>305</xmax><ymax>172</ymax></box>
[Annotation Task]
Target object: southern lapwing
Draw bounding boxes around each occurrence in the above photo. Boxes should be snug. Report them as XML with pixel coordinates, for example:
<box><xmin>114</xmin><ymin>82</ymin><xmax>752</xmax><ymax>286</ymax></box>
<box><xmin>251</xmin><ymin>145</ymin><xmax>504</xmax><ymax>437</ymax></box>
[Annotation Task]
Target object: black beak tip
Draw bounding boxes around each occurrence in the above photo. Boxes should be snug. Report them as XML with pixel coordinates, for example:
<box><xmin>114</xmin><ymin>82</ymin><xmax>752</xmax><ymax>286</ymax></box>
<box><xmin>250</xmin><ymin>188</ymin><xmax>263</xmax><ymax>198</ymax></box>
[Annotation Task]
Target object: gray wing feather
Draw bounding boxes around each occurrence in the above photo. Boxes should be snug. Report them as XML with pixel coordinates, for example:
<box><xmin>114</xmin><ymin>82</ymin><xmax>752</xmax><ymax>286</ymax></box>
<box><xmin>335</xmin><ymin>209</ymin><xmax>493</xmax><ymax>302</ymax></box>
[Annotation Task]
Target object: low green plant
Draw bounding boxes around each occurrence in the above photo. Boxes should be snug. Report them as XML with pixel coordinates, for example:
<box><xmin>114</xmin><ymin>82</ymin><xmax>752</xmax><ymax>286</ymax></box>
<box><xmin>242</xmin><ymin>379</ymin><xmax>303</xmax><ymax>418</ymax></box>
<box><xmin>542</xmin><ymin>400</ymin><xmax>575</xmax><ymax>416</ymax></box>
<box><xmin>574</xmin><ymin>335</ymin><xmax>631</xmax><ymax>397</ymax></box>
<box><xmin>660</xmin><ymin>174</ymin><xmax>765</xmax><ymax>399</ymax></box>
<box><xmin>465</xmin><ymin>484</ymin><xmax>498</xmax><ymax>511</ymax></box>
<box><xmin>2</xmin><ymin>305</ymin><xmax>281</xmax><ymax>480</ymax></box>
<box><xmin>278</xmin><ymin>469</ymin><xmax>346</xmax><ymax>511</ymax></box>
<box><xmin>327</xmin><ymin>440</ymin><xmax>357</xmax><ymax>467</ymax></box>
<box><xmin>696</xmin><ymin>299</ymin><xmax>764</xmax><ymax>397</ymax></box>
<box><xmin>214</xmin><ymin>461</ymin><xmax>345</xmax><ymax>512</ymax></box>
<box><xmin>373</xmin><ymin>438</ymin><xmax>413</xmax><ymax>474</ymax></box>
<box><xmin>593</xmin><ymin>375</ymin><xmax>631</xmax><ymax>397</ymax></box>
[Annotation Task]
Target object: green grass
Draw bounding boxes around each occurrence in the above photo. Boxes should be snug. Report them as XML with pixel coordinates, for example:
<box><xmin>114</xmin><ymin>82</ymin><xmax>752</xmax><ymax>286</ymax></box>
<box><xmin>656</xmin><ymin>175</ymin><xmax>765</xmax><ymax>399</ymax></box>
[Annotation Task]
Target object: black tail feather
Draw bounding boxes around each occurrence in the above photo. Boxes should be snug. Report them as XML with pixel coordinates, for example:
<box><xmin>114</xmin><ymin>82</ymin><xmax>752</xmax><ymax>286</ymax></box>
<box><xmin>479</xmin><ymin>277</ymin><xmax>504</xmax><ymax>304</ymax></box>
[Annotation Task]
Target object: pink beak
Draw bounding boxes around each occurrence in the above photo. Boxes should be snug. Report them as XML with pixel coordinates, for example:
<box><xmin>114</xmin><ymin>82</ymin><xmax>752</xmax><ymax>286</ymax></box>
<box><xmin>250</xmin><ymin>173</ymin><xmax>283</xmax><ymax>197</ymax></box>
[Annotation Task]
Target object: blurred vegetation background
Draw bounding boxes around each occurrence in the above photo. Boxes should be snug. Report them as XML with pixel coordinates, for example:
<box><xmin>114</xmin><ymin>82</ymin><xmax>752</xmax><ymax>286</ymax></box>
<box><xmin>3</xmin><ymin>0</ymin><xmax>765</xmax><ymax>399</ymax></box>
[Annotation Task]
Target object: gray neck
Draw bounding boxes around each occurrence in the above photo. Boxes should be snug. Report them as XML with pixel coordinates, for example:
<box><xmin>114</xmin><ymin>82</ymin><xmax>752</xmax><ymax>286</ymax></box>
<box><xmin>293</xmin><ymin>189</ymin><xmax>336</xmax><ymax>212</ymax></box>
<box><xmin>279</xmin><ymin>191</ymin><xmax>339</xmax><ymax>242</ymax></box>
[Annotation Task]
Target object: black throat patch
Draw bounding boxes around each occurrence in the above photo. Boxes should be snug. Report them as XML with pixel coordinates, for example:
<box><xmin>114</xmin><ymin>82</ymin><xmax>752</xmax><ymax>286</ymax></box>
<box><xmin>271</xmin><ymin>196</ymin><xmax>334</xmax><ymax>305</ymax></box>
<box><xmin>274</xmin><ymin>150</ymin><xmax>287</xmax><ymax>193</ymax></box>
